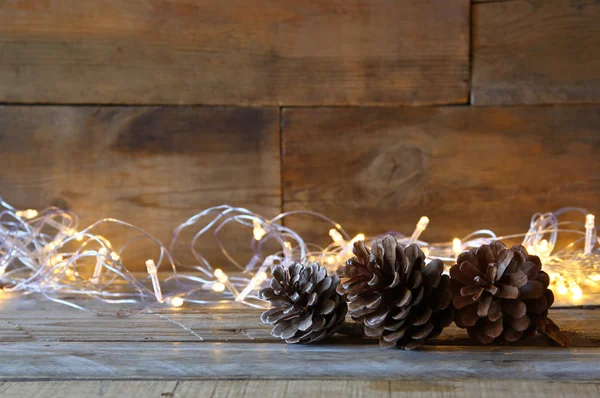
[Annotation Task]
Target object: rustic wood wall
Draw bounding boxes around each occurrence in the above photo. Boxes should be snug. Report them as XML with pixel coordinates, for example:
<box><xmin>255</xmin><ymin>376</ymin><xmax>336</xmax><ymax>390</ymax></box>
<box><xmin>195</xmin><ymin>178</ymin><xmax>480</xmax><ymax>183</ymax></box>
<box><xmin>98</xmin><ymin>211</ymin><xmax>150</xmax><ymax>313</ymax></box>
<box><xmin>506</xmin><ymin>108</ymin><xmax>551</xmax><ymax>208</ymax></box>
<box><xmin>0</xmin><ymin>0</ymin><xmax>598</xmax><ymax>268</ymax></box>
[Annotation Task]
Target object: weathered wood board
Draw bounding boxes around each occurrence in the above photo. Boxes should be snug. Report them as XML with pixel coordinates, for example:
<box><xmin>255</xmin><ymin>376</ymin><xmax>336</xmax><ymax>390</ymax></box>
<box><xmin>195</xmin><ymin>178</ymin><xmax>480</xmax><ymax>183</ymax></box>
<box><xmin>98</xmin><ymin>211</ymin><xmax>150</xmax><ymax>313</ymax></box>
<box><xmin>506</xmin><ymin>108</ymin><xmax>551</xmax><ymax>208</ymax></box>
<box><xmin>472</xmin><ymin>0</ymin><xmax>600</xmax><ymax>104</ymax></box>
<box><xmin>1</xmin><ymin>380</ymin><xmax>599</xmax><ymax>398</ymax></box>
<box><xmin>282</xmin><ymin>106</ymin><xmax>600</xmax><ymax>245</ymax></box>
<box><xmin>0</xmin><ymin>291</ymin><xmax>600</xmax><ymax>380</ymax></box>
<box><xmin>0</xmin><ymin>0</ymin><xmax>469</xmax><ymax>106</ymax></box>
<box><xmin>0</xmin><ymin>106</ymin><xmax>281</xmax><ymax>268</ymax></box>
<box><xmin>1</xmin><ymin>341</ymin><xmax>600</xmax><ymax>381</ymax></box>
<box><xmin>1</xmin><ymin>290</ymin><xmax>597</xmax><ymax>345</ymax></box>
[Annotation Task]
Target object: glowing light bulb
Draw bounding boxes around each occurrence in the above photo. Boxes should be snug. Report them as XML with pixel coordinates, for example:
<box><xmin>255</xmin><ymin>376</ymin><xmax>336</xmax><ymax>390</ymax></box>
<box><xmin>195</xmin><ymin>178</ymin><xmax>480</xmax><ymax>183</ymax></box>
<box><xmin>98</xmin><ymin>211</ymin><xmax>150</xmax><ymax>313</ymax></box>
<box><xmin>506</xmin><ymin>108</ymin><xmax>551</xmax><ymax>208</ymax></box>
<box><xmin>585</xmin><ymin>214</ymin><xmax>595</xmax><ymax>255</ymax></box>
<box><xmin>97</xmin><ymin>235</ymin><xmax>113</xmax><ymax>250</ymax></box>
<box><xmin>49</xmin><ymin>254</ymin><xmax>63</xmax><ymax>266</ymax></box>
<box><xmin>589</xmin><ymin>274</ymin><xmax>600</xmax><ymax>282</ymax></box>
<box><xmin>43</xmin><ymin>241</ymin><xmax>59</xmax><ymax>253</ymax></box>
<box><xmin>569</xmin><ymin>282</ymin><xmax>583</xmax><ymax>301</ymax></box>
<box><xmin>329</xmin><ymin>229</ymin><xmax>344</xmax><ymax>244</ymax></box>
<box><xmin>16</xmin><ymin>209</ymin><xmax>38</xmax><ymax>219</ymax></box>
<box><xmin>538</xmin><ymin>239</ymin><xmax>549</xmax><ymax>254</ymax></box>
<box><xmin>92</xmin><ymin>248</ymin><xmax>108</xmax><ymax>284</ymax></box>
<box><xmin>254</xmin><ymin>271</ymin><xmax>267</xmax><ymax>285</ymax></box>
<box><xmin>110</xmin><ymin>251</ymin><xmax>120</xmax><ymax>261</ymax></box>
<box><xmin>170</xmin><ymin>297</ymin><xmax>184</xmax><ymax>307</ymax></box>
<box><xmin>235</xmin><ymin>270</ymin><xmax>268</xmax><ymax>302</ymax></box>
<box><xmin>213</xmin><ymin>268</ymin><xmax>240</xmax><ymax>296</ymax></box>
<box><xmin>326</xmin><ymin>256</ymin><xmax>336</xmax><ymax>265</ymax></box>
<box><xmin>214</xmin><ymin>269</ymin><xmax>228</xmax><ymax>282</ymax></box>
<box><xmin>556</xmin><ymin>281</ymin><xmax>568</xmax><ymax>296</ymax></box>
<box><xmin>283</xmin><ymin>241</ymin><xmax>292</xmax><ymax>259</ymax></box>
<box><xmin>253</xmin><ymin>219</ymin><xmax>267</xmax><ymax>241</ymax></box>
<box><xmin>145</xmin><ymin>259</ymin><xmax>163</xmax><ymax>303</ymax></box>
<box><xmin>527</xmin><ymin>239</ymin><xmax>553</xmax><ymax>259</ymax></box>
<box><xmin>212</xmin><ymin>282</ymin><xmax>226</xmax><ymax>292</ymax></box>
<box><xmin>64</xmin><ymin>228</ymin><xmax>82</xmax><ymax>241</ymax></box>
<box><xmin>409</xmin><ymin>216</ymin><xmax>429</xmax><ymax>244</ymax></box>
<box><xmin>350</xmin><ymin>233</ymin><xmax>365</xmax><ymax>244</ymax></box>
<box><xmin>452</xmin><ymin>238</ymin><xmax>462</xmax><ymax>256</ymax></box>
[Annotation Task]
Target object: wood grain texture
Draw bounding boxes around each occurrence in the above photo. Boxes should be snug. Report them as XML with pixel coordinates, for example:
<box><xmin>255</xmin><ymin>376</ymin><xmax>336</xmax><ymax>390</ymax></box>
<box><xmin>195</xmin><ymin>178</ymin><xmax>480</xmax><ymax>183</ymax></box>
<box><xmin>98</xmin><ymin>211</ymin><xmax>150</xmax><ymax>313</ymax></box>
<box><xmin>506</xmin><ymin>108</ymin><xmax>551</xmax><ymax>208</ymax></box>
<box><xmin>0</xmin><ymin>380</ymin><xmax>598</xmax><ymax>397</ymax></box>
<box><xmin>1</xmin><ymin>292</ymin><xmax>600</xmax><ymax>381</ymax></box>
<box><xmin>175</xmin><ymin>380</ymin><xmax>600</xmax><ymax>398</ymax></box>
<box><xmin>2</xmin><ymin>341</ymin><xmax>600</xmax><ymax>380</ymax></box>
<box><xmin>0</xmin><ymin>290</ymin><xmax>597</xmax><ymax>346</ymax></box>
<box><xmin>0</xmin><ymin>106</ymin><xmax>280</xmax><ymax>268</ymax></box>
<box><xmin>282</xmin><ymin>106</ymin><xmax>600</xmax><ymax>245</ymax></box>
<box><xmin>0</xmin><ymin>0</ymin><xmax>469</xmax><ymax>106</ymax></box>
<box><xmin>0</xmin><ymin>381</ymin><xmax>178</xmax><ymax>398</ymax></box>
<box><xmin>472</xmin><ymin>0</ymin><xmax>600</xmax><ymax>104</ymax></box>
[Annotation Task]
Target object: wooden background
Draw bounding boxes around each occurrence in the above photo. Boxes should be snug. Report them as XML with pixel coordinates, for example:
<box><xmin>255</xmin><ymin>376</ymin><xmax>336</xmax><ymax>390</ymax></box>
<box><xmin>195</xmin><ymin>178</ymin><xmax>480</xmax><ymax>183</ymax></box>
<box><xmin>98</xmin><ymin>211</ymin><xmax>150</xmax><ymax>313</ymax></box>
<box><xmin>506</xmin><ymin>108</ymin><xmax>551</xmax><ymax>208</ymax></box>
<box><xmin>1</xmin><ymin>0</ymin><xmax>599</xmax><ymax>269</ymax></box>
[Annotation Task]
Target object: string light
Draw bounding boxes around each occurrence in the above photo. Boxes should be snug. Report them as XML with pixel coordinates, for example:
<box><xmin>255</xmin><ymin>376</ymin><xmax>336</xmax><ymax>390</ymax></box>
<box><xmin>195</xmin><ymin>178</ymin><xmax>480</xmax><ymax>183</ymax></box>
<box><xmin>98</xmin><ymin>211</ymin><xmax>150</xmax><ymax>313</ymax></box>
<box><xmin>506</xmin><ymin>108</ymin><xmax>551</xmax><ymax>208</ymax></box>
<box><xmin>214</xmin><ymin>268</ymin><xmax>239</xmax><ymax>297</ymax></box>
<box><xmin>92</xmin><ymin>248</ymin><xmax>108</xmax><ymax>284</ymax></box>
<box><xmin>0</xmin><ymin>196</ymin><xmax>598</xmax><ymax>314</ymax></box>
<box><xmin>15</xmin><ymin>209</ymin><xmax>38</xmax><ymax>219</ymax></box>
<box><xmin>145</xmin><ymin>259</ymin><xmax>163</xmax><ymax>303</ymax></box>
<box><xmin>452</xmin><ymin>238</ymin><xmax>462</xmax><ymax>257</ymax></box>
<box><xmin>351</xmin><ymin>233</ymin><xmax>365</xmax><ymax>243</ymax></box>
<box><xmin>235</xmin><ymin>271</ymin><xmax>267</xmax><ymax>303</ymax></box>
<box><xmin>170</xmin><ymin>296</ymin><xmax>184</xmax><ymax>307</ymax></box>
<box><xmin>212</xmin><ymin>282</ymin><xmax>225</xmax><ymax>292</ymax></box>
<box><xmin>252</xmin><ymin>219</ymin><xmax>267</xmax><ymax>241</ymax></box>
<box><xmin>585</xmin><ymin>214</ymin><xmax>595</xmax><ymax>255</ymax></box>
<box><xmin>569</xmin><ymin>281</ymin><xmax>583</xmax><ymax>301</ymax></box>
<box><xmin>329</xmin><ymin>229</ymin><xmax>344</xmax><ymax>245</ymax></box>
<box><xmin>214</xmin><ymin>268</ymin><xmax>228</xmax><ymax>282</ymax></box>
<box><xmin>409</xmin><ymin>216</ymin><xmax>429</xmax><ymax>244</ymax></box>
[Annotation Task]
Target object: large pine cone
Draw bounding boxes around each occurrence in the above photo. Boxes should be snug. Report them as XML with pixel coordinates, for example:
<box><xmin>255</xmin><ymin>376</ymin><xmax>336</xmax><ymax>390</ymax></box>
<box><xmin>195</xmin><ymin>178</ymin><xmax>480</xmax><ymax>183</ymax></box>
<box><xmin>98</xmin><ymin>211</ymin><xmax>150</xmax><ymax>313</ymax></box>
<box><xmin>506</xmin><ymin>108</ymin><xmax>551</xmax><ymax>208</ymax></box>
<box><xmin>450</xmin><ymin>240</ymin><xmax>570</xmax><ymax>346</ymax></box>
<box><xmin>337</xmin><ymin>235</ymin><xmax>454</xmax><ymax>350</ymax></box>
<box><xmin>259</xmin><ymin>262</ymin><xmax>347</xmax><ymax>343</ymax></box>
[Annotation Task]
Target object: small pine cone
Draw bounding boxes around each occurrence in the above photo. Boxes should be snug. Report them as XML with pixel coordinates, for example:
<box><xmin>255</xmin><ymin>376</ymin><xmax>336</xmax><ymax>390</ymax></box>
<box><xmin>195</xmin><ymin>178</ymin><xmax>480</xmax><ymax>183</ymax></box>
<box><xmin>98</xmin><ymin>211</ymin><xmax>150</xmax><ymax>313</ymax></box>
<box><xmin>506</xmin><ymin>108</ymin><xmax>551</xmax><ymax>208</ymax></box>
<box><xmin>450</xmin><ymin>240</ymin><xmax>570</xmax><ymax>346</ymax></box>
<box><xmin>337</xmin><ymin>235</ymin><xmax>454</xmax><ymax>350</ymax></box>
<box><xmin>259</xmin><ymin>262</ymin><xmax>347</xmax><ymax>344</ymax></box>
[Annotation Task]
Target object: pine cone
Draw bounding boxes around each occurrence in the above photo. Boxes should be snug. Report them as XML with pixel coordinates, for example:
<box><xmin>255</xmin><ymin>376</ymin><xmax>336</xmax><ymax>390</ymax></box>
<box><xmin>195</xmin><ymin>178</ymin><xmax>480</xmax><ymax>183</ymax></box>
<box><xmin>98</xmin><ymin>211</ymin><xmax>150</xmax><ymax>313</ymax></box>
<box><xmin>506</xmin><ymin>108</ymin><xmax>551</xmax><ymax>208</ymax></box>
<box><xmin>450</xmin><ymin>240</ymin><xmax>570</xmax><ymax>346</ymax></box>
<box><xmin>337</xmin><ymin>235</ymin><xmax>454</xmax><ymax>350</ymax></box>
<box><xmin>259</xmin><ymin>262</ymin><xmax>347</xmax><ymax>344</ymax></box>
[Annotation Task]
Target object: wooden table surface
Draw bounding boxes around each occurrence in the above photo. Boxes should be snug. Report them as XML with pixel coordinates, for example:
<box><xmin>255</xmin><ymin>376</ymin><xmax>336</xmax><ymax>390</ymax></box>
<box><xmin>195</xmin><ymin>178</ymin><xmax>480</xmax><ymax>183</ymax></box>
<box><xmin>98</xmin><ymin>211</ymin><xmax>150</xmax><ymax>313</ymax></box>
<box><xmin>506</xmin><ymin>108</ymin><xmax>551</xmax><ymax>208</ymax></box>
<box><xmin>0</xmin><ymin>289</ymin><xmax>599</xmax><ymax>397</ymax></box>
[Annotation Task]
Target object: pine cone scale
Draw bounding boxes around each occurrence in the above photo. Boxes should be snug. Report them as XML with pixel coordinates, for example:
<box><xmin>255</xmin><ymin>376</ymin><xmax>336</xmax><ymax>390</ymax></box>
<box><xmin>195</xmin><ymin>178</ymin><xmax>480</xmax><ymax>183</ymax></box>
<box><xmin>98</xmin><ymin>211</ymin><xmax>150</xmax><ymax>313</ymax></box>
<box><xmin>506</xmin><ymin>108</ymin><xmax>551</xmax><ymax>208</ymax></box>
<box><xmin>384</xmin><ymin>319</ymin><xmax>406</xmax><ymax>331</ymax></box>
<box><xmin>391</xmin><ymin>305</ymin><xmax>411</xmax><ymax>320</ymax></box>
<box><xmin>260</xmin><ymin>262</ymin><xmax>347</xmax><ymax>344</ymax></box>
<box><xmin>449</xmin><ymin>240</ymin><xmax>570</xmax><ymax>346</ymax></box>
<box><xmin>338</xmin><ymin>235</ymin><xmax>454</xmax><ymax>350</ymax></box>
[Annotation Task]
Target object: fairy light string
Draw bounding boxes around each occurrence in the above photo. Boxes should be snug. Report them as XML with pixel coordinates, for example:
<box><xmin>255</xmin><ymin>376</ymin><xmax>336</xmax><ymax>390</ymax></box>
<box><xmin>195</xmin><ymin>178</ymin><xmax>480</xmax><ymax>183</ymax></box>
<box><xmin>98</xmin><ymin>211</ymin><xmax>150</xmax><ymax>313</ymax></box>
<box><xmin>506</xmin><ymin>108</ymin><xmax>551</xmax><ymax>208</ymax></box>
<box><xmin>0</xmin><ymin>196</ymin><xmax>598</xmax><ymax>314</ymax></box>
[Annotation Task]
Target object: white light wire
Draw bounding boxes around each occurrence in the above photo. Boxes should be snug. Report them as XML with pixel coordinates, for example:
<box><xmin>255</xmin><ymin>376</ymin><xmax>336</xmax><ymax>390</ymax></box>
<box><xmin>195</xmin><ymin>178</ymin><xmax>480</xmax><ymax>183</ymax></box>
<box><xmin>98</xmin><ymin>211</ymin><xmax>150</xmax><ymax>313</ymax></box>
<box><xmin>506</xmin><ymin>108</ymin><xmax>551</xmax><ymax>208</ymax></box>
<box><xmin>0</xmin><ymin>196</ymin><xmax>598</xmax><ymax>313</ymax></box>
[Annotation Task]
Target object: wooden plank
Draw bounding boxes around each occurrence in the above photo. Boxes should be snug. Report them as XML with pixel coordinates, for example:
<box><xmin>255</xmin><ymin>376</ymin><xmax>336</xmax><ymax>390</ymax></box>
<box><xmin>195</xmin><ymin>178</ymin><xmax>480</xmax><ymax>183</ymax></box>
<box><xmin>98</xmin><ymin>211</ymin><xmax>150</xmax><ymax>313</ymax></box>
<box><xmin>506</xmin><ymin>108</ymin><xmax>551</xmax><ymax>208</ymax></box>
<box><xmin>1</xmin><ymin>341</ymin><xmax>599</xmax><ymax>380</ymax></box>
<box><xmin>175</xmin><ymin>380</ymin><xmax>600</xmax><ymax>397</ymax></box>
<box><xmin>472</xmin><ymin>0</ymin><xmax>600</xmax><ymax>104</ymax></box>
<box><xmin>0</xmin><ymin>380</ymin><xmax>597</xmax><ymax>397</ymax></box>
<box><xmin>0</xmin><ymin>0</ymin><xmax>469</xmax><ymax>106</ymax></box>
<box><xmin>0</xmin><ymin>106</ymin><xmax>280</xmax><ymax>269</ymax></box>
<box><xmin>0</xmin><ymin>381</ymin><xmax>178</xmax><ymax>398</ymax></box>
<box><xmin>0</xmin><ymin>292</ymin><xmax>598</xmax><ymax>346</ymax></box>
<box><xmin>282</xmin><ymin>106</ymin><xmax>600</xmax><ymax>245</ymax></box>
